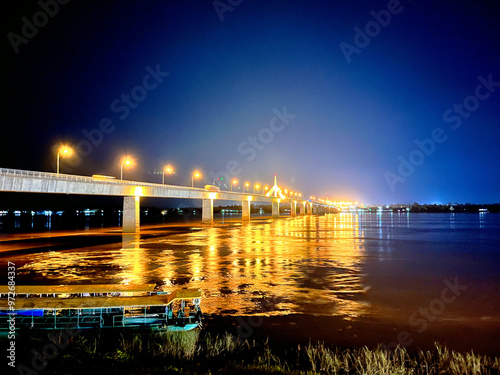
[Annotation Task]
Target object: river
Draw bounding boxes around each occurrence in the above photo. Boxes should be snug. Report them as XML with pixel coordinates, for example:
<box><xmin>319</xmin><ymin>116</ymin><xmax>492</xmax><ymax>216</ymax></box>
<box><xmin>2</xmin><ymin>212</ymin><xmax>499</xmax><ymax>354</ymax></box>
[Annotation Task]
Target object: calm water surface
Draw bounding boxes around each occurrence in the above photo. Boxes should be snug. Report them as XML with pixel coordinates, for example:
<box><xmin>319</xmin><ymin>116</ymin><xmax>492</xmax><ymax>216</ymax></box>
<box><xmin>3</xmin><ymin>212</ymin><xmax>500</xmax><ymax>351</ymax></box>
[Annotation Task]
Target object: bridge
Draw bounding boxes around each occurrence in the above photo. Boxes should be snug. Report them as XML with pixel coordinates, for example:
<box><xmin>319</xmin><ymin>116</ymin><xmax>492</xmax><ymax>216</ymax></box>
<box><xmin>0</xmin><ymin>168</ymin><xmax>335</xmax><ymax>232</ymax></box>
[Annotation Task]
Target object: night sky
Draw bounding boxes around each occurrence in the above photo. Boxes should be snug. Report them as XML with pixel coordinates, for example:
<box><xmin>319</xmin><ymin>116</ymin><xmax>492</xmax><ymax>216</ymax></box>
<box><xmin>2</xmin><ymin>1</ymin><xmax>500</xmax><ymax>205</ymax></box>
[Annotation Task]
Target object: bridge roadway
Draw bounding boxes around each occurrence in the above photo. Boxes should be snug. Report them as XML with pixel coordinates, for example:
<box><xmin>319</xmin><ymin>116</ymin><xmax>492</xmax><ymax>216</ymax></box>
<box><xmin>0</xmin><ymin>168</ymin><xmax>329</xmax><ymax>232</ymax></box>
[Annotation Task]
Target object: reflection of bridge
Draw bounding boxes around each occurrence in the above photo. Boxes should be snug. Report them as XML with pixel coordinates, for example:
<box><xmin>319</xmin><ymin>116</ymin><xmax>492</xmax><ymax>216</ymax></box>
<box><xmin>0</xmin><ymin>168</ymin><xmax>336</xmax><ymax>232</ymax></box>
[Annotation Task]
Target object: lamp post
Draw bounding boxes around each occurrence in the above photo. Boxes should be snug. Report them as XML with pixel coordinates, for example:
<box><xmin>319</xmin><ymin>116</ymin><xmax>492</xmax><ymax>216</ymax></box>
<box><xmin>231</xmin><ymin>178</ymin><xmax>238</xmax><ymax>192</ymax></box>
<box><xmin>120</xmin><ymin>157</ymin><xmax>134</xmax><ymax>180</ymax></box>
<box><xmin>254</xmin><ymin>184</ymin><xmax>260</xmax><ymax>194</ymax></box>
<box><xmin>56</xmin><ymin>145</ymin><xmax>73</xmax><ymax>175</ymax></box>
<box><xmin>245</xmin><ymin>182</ymin><xmax>250</xmax><ymax>192</ymax></box>
<box><xmin>163</xmin><ymin>165</ymin><xmax>174</xmax><ymax>184</ymax></box>
<box><xmin>191</xmin><ymin>171</ymin><xmax>201</xmax><ymax>187</ymax></box>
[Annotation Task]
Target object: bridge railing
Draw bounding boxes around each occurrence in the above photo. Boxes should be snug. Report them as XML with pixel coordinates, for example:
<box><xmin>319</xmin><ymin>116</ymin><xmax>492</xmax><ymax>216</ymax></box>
<box><xmin>0</xmin><ymin>168</ymin><xmax>305</xmax><ymax>202</ymax></box>
<box><xmin>0</xmin><ymin>168</ymin><xmax>206</xmax><ymax>192</ymax></box>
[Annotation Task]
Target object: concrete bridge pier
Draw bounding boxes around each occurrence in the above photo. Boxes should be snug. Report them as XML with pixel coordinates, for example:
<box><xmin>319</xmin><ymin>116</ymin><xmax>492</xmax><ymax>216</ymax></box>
<box><xmin>242</xmin><ymin>199</ymin><xmax>251</xmax><ymax>221</ymax></box>
<box><xmin>202</xmin><ymin>198</ymin><xmax>214</xmax><ymax>222</ymax></box>
<box><xmin>123</xmin><ymin>196</ymin><xmax>140</xmax><ymax>233</ymax></box>
<box><xmin>272</xmin><ymin>201</ymin><xmax>280</xmax><ymax>218</ymax></box>
<box><xmin>313</xmin><ymin>205</ymin><xmax>318</xmax><ymax>215</ymax></box>
<box><xmin>291</xmin><ymin>202</ymin><xmax>296</xmax><ymax>217</ymax></box>
<box><xmin>300</xmin><ymin>202</ymin><xmax>305</xmax><ymax>215</ymax></box>
<box><xmin>307</xmin><ymin>202</ymin><xmax>313</xmax><ymax>215</ymax></box>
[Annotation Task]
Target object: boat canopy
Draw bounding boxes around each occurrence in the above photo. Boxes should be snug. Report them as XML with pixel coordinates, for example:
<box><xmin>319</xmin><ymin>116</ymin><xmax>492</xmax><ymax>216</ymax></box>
<box><xmin>0</xmin><ymin>288</ymin><xmax>201</xmax><ymax>310</ymax></box>
<box><xmin>0</xmin><ymin>284</ymin><xmax>158</xmax><ymax>295</ymax></box>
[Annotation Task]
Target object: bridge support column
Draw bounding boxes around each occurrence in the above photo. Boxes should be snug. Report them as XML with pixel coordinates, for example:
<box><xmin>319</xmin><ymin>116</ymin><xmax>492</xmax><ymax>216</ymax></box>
<box><xmin>313</xmin><ymin>205</ymin><xmax>318</xmax><ymax>215</ymax></box>
<box><xmin>242</xmin><ymin>200</ymin><xmax>251</xmax><ymax>221</ymax></box>
<box><xmin>300</xmin><ymin>202</ymin><xmax>305</xmax><ymax>215</ymax></box>
<box><xmin>291</xmin><ymin>202</ymin><xmax>296</xmax><ymax>217</ymax></box>
<box><xmin>272</xmin><ymin>201</ymin><xmax>280</xmax><ymax>218</ymax></box>
<box><xmin>202</xmin><ymin>199</ymin><xmax>214</xmax><ymax>223</ymax></box>
<box><xmin>307</xmin><ymin>202</ymin><xmax>312</xmax><ymax>215</ymax></box>
<box><xmin>123</xmin><ymin>196</ymin><xmax>140</xmax><ymax>233</ymax></box>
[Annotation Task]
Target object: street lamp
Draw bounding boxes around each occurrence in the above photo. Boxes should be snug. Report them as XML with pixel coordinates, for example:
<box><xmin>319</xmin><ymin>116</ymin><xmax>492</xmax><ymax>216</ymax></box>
<box><xmin>231</xmin><ymin>178</ymin><xmax>238</xmax><ymax>192</ymax></box>
<box><xmin>163</xmin><ymin>164</ymin><xmax>174</xmax><ymax>184</ymax></box>
<box><xmin>191</xmin><ymin>170</ymin><xmax>201</xmax><ymax>187</ymax></box>
<box><xmin>245</xmin><ymin>182</ymin><xmax>250</xmax><ymax>192</ymax></box>
<box><xmin>254</xmin><ymin>184</ymin><xmax>260</xmax><ymax>194</ymax></box>
<box><xmin>264</xmin><ymin>186</ymin><xmax>269</xmax><ymax>193</ymax></box>
<box><xmin>56</xmin><ymin>145</ymin><xmax>73</xmax><ymax>174</ymax></box>
<box><xmin>120</xmin><ymin>156</ymin><xmax>134</xmax><ymax>180</ymax></box>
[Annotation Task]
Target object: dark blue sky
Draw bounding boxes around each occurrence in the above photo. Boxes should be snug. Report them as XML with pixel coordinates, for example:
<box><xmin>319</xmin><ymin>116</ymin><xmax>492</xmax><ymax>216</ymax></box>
<box><xmin>3</xmin><ymin>0</ymin><xmax>499</xmax><ymax>204</ymax></box>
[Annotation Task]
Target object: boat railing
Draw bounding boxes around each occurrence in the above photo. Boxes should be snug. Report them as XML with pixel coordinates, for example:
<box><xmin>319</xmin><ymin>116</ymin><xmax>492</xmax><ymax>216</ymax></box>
<box><xmin>1</xmin><ymin>310</ymin><xmax>200</xmax><ymax>330</ymax></box>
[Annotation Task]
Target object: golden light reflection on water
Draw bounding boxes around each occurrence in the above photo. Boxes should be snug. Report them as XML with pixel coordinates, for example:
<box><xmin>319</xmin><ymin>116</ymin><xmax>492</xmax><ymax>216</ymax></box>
<box><xmin>17</xmin><ymin>214</ymin><xmax>370</xmax><ymax>319</ymax></box>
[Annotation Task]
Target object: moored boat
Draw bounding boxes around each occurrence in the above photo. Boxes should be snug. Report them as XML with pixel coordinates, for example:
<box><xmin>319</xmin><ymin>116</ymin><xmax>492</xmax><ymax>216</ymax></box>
<box><xmin>0</xmin><ymin>284</ymin><xmax>202</xmax><ymax>332</ymax></box>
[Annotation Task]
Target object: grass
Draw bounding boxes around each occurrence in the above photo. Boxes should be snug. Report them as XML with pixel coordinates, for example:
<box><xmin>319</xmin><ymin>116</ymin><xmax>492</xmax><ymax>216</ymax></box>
<box><xmin>7</xmin><ymin>329</ymin><xmax>500</xmax><ymax>374</ymax></box>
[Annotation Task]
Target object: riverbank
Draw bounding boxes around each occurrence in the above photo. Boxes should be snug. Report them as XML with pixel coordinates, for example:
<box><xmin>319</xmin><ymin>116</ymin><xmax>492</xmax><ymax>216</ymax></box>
<box><xmin>4</xmin><ymin>327</ymin><xmax>499</xmax><ymax>374</ymax></box>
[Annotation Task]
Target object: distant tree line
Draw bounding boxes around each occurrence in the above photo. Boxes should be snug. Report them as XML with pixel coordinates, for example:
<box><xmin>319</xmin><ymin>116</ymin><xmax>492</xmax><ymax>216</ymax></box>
<box><xmin>378</xmin><ymin>203</ymin><xmax>500</xmax><ymax>213</ymax></box>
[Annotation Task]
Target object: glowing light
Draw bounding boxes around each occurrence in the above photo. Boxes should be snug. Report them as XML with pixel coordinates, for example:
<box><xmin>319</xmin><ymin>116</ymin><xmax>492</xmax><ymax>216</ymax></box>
<box><xmin>121</xmin><ymin>156</ymin><xmax>134</xmax><ymax>167</ymax></box>
<box><xmin>164</xmin><ymin>164</ymin><xmax>174</xmax><ymax>174</ymax></box>
<box><xmin>134</xmin><ymin>187</ymin><xmax>143</xmax><ymax>196</ymax></box>
<box><xmin>58</xmin><ymin>145</ymin><xmax>73</xmax><ymax>157</ymax></box>
<box><xmin>209</xmin><ymin>192</ymin><xmax>217</xmax><ymax>200</ymax></box>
